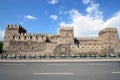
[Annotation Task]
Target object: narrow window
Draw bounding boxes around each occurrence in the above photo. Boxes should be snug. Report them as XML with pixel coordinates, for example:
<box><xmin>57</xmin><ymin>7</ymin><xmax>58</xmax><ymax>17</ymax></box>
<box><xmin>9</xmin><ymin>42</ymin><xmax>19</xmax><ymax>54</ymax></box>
<box><xmin>42</xmin><ymin>35</ymin><xmax>44</xmax><ymax>39</ymax></box>
<box><xmin>36</xmin><ymin>36</ymin><xmax>38</xmax><ymax>39</ymax></box>
<box><xmin>30</xmin><ymin>36</ymin><xmax>32</xmax><ymax>39</ymax></box>
<box><xmin>13</xmin><ymin>36</ymin><xmax>15</xmax><ymax>39</ymax></box>
<box><xmin>32</xmin><ymin>47</ymin><xmax>34</xmax><ymax>49</ymax></box>
<box><xmin>19</xmin><ymin>36</ymin><xmax>20</xmax><ymax>39</ymax></box>
<box><xmin>24</xmin><ymin>36</ymin><xmax>27</xmax><ymax>39</ymax></box>
<box><xmin>19</xmin><ymin>47</ymin><xmax>21</xmax><ymax>50</ymax></box>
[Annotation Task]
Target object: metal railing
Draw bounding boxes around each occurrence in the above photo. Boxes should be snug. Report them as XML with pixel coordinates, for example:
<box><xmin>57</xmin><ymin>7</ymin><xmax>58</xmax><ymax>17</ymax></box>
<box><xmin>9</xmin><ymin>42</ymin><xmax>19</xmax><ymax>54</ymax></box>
<box><xmin>0</xmin><ymin>53</ymin><xmax>120</xmax><ymax>60</ymax></box>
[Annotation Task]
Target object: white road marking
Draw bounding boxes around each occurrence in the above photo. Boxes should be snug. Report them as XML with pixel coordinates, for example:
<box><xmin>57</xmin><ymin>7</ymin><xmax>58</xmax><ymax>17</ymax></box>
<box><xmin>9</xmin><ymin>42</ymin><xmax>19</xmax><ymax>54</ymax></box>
<box><xmin>33</xmin><ymin>73</ymin><xmax>74</xmax><ymax>75</ymax></box>
<box><xmin>87</xmin><ymin>63</ymin><xmax>110</xmax><ymax>65</ymax></box>
<box><xmin>112</xmin><ymin>72</ymin><xmax>120</xmax><ymax>74</ymax></box>
<box><xmin>46</xmin><ymin>64</ymin><xmax>69</xmax><ymax>66</ymax></box>
<box><xmin>4</xmin><ymin>64</ymin><xmax>25</xmax><ymax>66</ymax></box>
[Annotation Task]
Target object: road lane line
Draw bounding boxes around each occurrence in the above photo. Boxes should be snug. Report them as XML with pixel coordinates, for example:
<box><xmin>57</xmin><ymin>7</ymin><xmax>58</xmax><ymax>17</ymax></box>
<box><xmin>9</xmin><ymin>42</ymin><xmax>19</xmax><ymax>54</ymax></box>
<box><xmin>33</xmin><ymin>73</ymin><xmax>74</xmax><ymax>75</ymax></box>
<box><xmin>4</xmin><ymin>64</ymin><xmax>25</xmax><ymax>66</ymax></box>
<box><xmin>112</xmin><ymin>72</ymin><xmax>120</xmax><ymax>74</ymax></box>
<box><xmin>46</xmin><ymin>64</ymin><xmax>69</xmax><ymax>66</ymax></box>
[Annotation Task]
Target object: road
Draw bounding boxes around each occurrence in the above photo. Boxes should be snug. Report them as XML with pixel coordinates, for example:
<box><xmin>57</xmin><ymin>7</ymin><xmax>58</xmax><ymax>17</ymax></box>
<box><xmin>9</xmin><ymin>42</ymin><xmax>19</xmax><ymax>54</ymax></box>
<box><xmin>0</xmin><ymin>61</ymin><xmax>120</xmax><ymax>80</ymax></box>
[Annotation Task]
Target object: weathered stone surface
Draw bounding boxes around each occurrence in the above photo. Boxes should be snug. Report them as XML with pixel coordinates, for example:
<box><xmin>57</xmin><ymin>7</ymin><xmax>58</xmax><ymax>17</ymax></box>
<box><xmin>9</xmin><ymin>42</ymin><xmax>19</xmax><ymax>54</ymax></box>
<box><xmin>3</xmin><ymin>25</ymin><xmax>120</xmax><ymax>55</ymax></box>
<box><xmin>54</xmin><ymin>44</ymin><xmax>71</xmax><ymax>55</ymax></box>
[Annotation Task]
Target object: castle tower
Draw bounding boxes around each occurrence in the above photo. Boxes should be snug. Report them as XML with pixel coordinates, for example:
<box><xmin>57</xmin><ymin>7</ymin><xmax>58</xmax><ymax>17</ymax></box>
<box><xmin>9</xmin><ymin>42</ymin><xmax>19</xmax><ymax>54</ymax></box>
<box><xmin>3</xmin><ymin>25</ymin><xmax>27</xmax><ymax>52</ymax></box>
<box><xmin>59</xmin><ymin>26</ymin><xmax>74</xmax><ymax>44</ymax></box>
<box><xmin>99</xmin><ymin>27</ymin><xmax>119</xmax><ymax>42</ymax></box>
<box><xmin>98</xmin><ymin>27</ymin><xmax>119</xmax><ymax>54</ymax></box>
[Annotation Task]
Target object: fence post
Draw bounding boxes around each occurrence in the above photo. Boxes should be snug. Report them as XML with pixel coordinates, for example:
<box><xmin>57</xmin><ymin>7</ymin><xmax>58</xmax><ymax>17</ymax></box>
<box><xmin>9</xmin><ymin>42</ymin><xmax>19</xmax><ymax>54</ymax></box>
<box><xmin>20</xmin><ymin>54</ymin><xmax>21</xmax><ymax>60</ymax></box>
<box><xmin>109</xmin><ymin>53</ymin><xmax>110</xmax><ymax>58</ymax></box>
<box><xmin>15</xmin><ymin>54</ymin><xmax>16</xmax><ymax>60</ymax></box>
<box><xmin>44</xmin><ymin>54</ymin><xmax>46</xmax><ymax>59</ymax></box>
<box><xmin>55</xmin><ymin>54</ymin><xmax>56</xmax><ymax>59</ymax></box>
<box><xmin>0</xmin><ymin>54</ymin><xmax>2</xmax><ymax>60</ymax></box>
<box><xmin>90</xmin><ymin>53</ymin><xmax>91</xmax><ymax>59</ymax></box>
<box><xmin>29</xmin><ymin>54</ymin><xmax>31</xmax><ymax>60</ymax></box>
<box><xmin>50</xmin><ymin>54</ymin><xmax>51</xmax><ymax>59</ymax></box>
<box><xmin>99</xmin><ymin>54</ymin><xmax>101</xmax><ymax>59</ymax></box>
<box><xmin>110</xmin><ymin>53</ymin><xmax>111</xmax><ymax>58</ymax></box>
<box><xmin>34</xmin><ymin>54</ymin><xmax>36</xmax><ymax>60</ymax></box>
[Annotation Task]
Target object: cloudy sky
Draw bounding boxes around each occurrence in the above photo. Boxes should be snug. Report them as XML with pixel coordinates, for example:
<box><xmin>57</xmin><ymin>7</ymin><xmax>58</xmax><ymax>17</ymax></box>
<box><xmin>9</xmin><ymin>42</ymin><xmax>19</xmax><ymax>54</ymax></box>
<box><xmin>0</xmin><ymin>0</ymin><xmax>120</xmax><ymax>41</ymax></box>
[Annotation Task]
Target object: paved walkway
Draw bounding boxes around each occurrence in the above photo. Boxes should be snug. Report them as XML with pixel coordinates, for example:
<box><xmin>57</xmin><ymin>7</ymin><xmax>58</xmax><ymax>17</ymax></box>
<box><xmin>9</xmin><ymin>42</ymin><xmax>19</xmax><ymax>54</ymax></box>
<box><xmin>0</xmin><ymin>59</ymin><xmax>120</xmax><ymax>62</ymax></box>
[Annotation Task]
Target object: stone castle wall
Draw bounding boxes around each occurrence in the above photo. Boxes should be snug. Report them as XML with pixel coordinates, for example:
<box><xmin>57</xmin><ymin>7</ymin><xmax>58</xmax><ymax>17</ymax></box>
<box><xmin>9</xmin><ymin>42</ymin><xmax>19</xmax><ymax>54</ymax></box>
<box><xmin>3</xmin><ymin>25</ymin><xmax>120</xmax><ymax>55</ymax></box>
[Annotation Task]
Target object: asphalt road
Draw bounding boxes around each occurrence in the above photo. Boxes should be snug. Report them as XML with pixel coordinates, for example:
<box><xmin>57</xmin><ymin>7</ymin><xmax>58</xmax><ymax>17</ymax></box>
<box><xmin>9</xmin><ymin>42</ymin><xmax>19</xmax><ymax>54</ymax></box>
<box><xmin>0</xmin><ymin>62</ymin><xmax>120</xmax><ymax>80</ymax></box>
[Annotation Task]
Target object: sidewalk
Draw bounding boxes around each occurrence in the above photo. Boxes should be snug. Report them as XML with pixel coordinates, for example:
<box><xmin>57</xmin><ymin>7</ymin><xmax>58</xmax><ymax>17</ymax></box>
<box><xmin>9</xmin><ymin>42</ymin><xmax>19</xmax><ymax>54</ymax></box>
<box><xmin>0</xmin><ymin>59</ymin><xmax>120</xmax><ymax>62</ymax></box>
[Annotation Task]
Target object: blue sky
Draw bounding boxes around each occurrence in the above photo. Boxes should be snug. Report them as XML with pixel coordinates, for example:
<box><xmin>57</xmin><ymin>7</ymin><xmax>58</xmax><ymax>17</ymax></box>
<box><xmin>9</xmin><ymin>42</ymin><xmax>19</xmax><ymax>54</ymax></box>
<box><xmin>0</xmin><ymin>0</ymin><xmax>120</xmax><ymax>40</ymax></box>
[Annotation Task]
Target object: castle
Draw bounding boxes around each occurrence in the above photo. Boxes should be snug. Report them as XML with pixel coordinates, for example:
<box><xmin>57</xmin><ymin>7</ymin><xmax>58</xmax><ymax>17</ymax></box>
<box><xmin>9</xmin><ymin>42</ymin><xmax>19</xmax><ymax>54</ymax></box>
<box><xmin>3</xmin><ymin>25</ymin><xmax>120</xmax><ymax>56</ymax></box>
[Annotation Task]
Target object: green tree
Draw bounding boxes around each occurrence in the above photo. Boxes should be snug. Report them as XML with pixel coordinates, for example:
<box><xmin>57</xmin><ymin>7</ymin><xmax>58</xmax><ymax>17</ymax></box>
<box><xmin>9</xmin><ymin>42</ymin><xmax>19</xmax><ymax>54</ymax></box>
<box><xmin>0</xmin><ymin>41</ymin><xmax>3</xmax><ymax>54</ymax></box>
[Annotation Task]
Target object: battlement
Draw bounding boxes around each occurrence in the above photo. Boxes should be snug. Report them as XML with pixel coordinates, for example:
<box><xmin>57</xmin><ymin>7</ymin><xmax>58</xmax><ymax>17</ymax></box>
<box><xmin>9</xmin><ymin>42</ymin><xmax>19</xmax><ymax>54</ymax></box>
<box><xmin>60</xmin><ymin>26</ymin><xmax>74</xmax><ymax>30</ymax></box>
<box><xmin>77</xmin><ymin>37</ymin><xmax>98</xmax><ymax>40</ymax></box>
<box><xmin>7</xmin><ymin>24</ymin><xmax>20</xmax><ymax>28</ymax></box>
<box><xmin>99</xmin><ymin>27</ymin><xmax>117</xmax><ymax>35</ymax></box>
<box><xmin>16</xmin><ymin>32</ymin><xmax>58</xmax><ymax>36</ymax></box>
<box><xmin>12</xmin><ymin>32</ymin><xmax>59</xmax><ymax>41</ymax></box>
<box><xmin>45</xmin><ymin>33</ymin><xmax>58</xmax><ymax>37</ymax></box>
<box><xmin>3</xmin><ymin>24</ymin><xmax>120</xmax><ymax>55</ymax></box>
<box><xmin>6</xmin><ymin>24</ymin><xmax>27</xmax><ymax>33</ymax></box>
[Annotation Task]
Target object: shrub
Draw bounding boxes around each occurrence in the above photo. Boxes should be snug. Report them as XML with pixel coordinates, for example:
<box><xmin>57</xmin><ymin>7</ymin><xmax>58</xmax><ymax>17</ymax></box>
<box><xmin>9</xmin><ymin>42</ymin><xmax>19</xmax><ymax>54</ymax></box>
<box><xmin>0</xmin><ymin>41</ymin><xmax>3</xmax><ymax>54</ymax></box>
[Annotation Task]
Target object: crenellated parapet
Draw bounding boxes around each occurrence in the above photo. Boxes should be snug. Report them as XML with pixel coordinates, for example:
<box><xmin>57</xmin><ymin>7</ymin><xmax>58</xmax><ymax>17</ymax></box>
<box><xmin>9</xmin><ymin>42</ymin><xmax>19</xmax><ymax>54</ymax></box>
<box><xmin>76</xmin><ymin>37</ymin><xmax>98</xmax><ymax>40</ymax></box>
<box><xmin>12</xmin><ymin>32</ymin><xmax>59</xmax><ymax>42</ymax></box>
<box><xmin>99</xmin><ymin>27</ymin><xmax>117</xmax><ymax>35</ymax></box>
<box><xmin>7</xmin><ymin>24</ymin><xmax>20</xmax><ymax>28</ymax></box>
<box><xmin>16</xmin><ymin>32</ymin><xmax>58</xmax><ymax>37</ymax></box>
<box><xmin>13</xmin><ymin>33</ymin><xmax>45</xmax><ymax>41</ymax></box>
<box><xmin>59</xmin><ymin>26</ymin><xmax>74</xmax><ymax>44</ymax></box>
<box><xmin>6</xmin><ymin>24</ymin><xmax>27</xmax><ymax>33</ymax></box>
<box><xmin>98</xmin><ymin>27</ymin><xmax>119</xmax><ymax>42</ymax></box>
<box><xmin>3</xmin><ymin>24</ymin><xmax>120</xmax><ymax>55</ymax></box>
<box><xmin>60</xmin><ymin>26</ymin><xmax>74</xmax><ymax>30</ymax></box>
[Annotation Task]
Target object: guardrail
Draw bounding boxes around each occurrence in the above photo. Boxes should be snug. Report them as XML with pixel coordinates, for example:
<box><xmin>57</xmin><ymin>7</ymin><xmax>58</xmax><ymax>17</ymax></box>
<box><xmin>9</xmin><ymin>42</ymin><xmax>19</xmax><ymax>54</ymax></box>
<box><xmin>0</xmin><ymin>53</ymin><xmax>120</xmax><ymax>60</ymax></box>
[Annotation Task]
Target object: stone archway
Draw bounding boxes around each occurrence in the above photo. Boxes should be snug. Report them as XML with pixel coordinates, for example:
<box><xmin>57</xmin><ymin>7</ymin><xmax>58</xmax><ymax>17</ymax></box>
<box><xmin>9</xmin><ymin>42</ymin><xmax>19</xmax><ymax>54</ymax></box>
<box><xmin>54</xmin><ymin>44</ymin><xmax>70</xmax><ymax>56</ymax></box>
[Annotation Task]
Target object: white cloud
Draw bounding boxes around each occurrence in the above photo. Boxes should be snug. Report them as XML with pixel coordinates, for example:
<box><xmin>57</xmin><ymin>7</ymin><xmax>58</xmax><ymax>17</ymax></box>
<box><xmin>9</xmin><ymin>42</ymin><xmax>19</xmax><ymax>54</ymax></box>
<box><xmin>24</xmin><ymin>15</ymin><xmax>37</xmax><ymax>20</ymax></box>
<box><xmin>82</xmin><ymin>0</ymin><xmax>91</xmax><ymax>4</ymax></box>
<box><xmin>59</xmin><ymin>0</ymin><xmax>120</xmax><ymax>37</ymax></box>
<box><xmin>103</xmin><ymin>11</ymin><xmax>120</xmax><ymax>29</ymax></box>
<box><xmin>49</xmin><ymin>0</ymin><xmax>59</xmax><ymax>4</ymax></box>
<box><xmin>0</xmin><ymin>30</ymin><xmax>5</xmax><ymax>41</ymax></box>
<box><xmin>50</xmin><ymin>15</ymin><xmax>58</xmax><ymax>20</ymax></box>
<box><xmin>86</xmin><ymin>0</ymin><xmax>103</xmax><ymax>20</ymax></box>
<box><xmin>60</xmin><ymin>9</ymin><xmax>104</xmax><ymax>37</ymax></box>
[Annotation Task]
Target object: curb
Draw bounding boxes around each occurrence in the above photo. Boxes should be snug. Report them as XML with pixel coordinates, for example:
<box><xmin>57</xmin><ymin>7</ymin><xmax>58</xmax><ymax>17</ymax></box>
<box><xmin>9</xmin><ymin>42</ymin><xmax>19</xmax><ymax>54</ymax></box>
<box><xmin>0</xmin><ymin>59</ymin><xmax>120</xmax><ymax>63</ymax></box>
